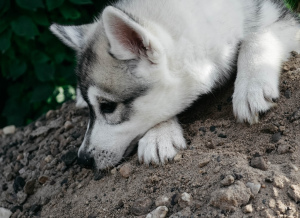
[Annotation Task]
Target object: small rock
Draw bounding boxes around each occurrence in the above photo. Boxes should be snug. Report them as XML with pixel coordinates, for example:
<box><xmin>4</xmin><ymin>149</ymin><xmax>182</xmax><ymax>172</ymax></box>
<box><xmin>3</xmin><ymin>125</ymin><xmax>16</xmax><ymax>135</ymax></box>
<box><xmin>210</xmin><ymin>181</ymin><xmax>251</xmax><ymax>211</ymax></box>
<box><xmin>13</xmin><ymin>176</ymin><xmax>25</xmax><ymax>193</ymax></box>
<box><xmin>64</xmin><ymin>121</ymin><xmax>74</xmax><ymax>131</ymax></box>
<box><xmin>271</xmin><ymin>132</ymin><xmax>281</xmax><ymax>143</ymax></box>
<box><xmin>273</xmin><ymin>177</ymin><xmax>284</xmax><ymax>189</ymax></box>
<box><xmin>17</xmin><ymin>191</ymin><xmax>27</xmax><ymax>204</ymax></box>
<box><xmin>169</xmin><ymin>207</ymin><xmax>191</xmax><ymax>218</ymax></box>
<box><xmin>276</xmin><ymin>200</ymin><xmax>287</xmax><ymax>213</ymax></box>
<box><xmin>16</xmin><ymin>154</ymin><xmax>24</xmax><ymax>161</ymax></box>
<box><xmin>269</xmin><ymin>199</ymin><xmax>276</xmax><ymax>208</ymax></box>
<box><xmin>119</xmin><ymin>163</ymin><xmax>132</xmax><ymax>178</ymax></box>
<box><xmin>155</xmin><ymin>196</ymin><xmax>170</xmax><ymax>207</ymax></box>
<box><xmin>284</xmin><ymin>89</ymin><xmax>291</xmax><ymax>98</ymax></box>
<box><xmin>111</xmin><ymin>168</ymin><xmax>117</xmax><ymax>175</ymax></box>
<box><xmin>288</xmin><ymin>184</ymin><xmax>300</xmax><ymax>202</ymax></box>
<box><xmin>130</xmin><ymin>197</ymin><xmax>153</xmax><ymax>216</ymax></box>
<box><xmin>38</xmin><ymin>176</ymin><xmax>49</xmax><ymax>184</ymax></box>
<box><xmin>199</xmin><ymin>158</ymin><xmax>211</xmax><ymax>168</ymax></box>
<box><xmin>5</xmin><ymin>192</ymin><xmax>17</xmax><ymax>204</ymax></box>
<box><xmin>30</xmin><ymin>126</ymin><xmax>50</xmax><ymax>138</ymax></box>
<box><xmin>279</xmin><ymin>126</ymin><xmax>285</xmax><ymax>132</ymax></box>
<box><xmin>221</xmin><ymin>175</ymin><xmax>235</xmax><ymax>186</ymax></box>
<box><xmin>0</xmin><ymin>207</ymin><xmax>12</xmax><ymax>218</ymax></box>
<box><xmin>61</xmin><ymin>150</ymin><xmax>77</xmax><ymax>166</ymax></box>
<box><xmin>29</xmin><ymin>204</ymin><xmax>42</xmax><ymax>215</ymax></box>
<box><xmin>174</xmin><ymin>153</ymin><xmax>183</xmax><ymax>162</ymax></box>
<box><xmin>46</xmin><ymin>110</ymin><xmax>55</xmax><ymax>119</ymax></box>
<box><xmin>24</xmin><ymin>180</ymin><xmax>35</xmax><ymax>195</ymax></box>
<box><xmin>277</xmin><ymin>144</ymin><xmax>290</xmax><ymax>154</ymax></box>
<box><xmin>250</xmin><ymin>157</ymin><xmax>268</xmax><ymax>171</ymax></box>
<box><xmin>246</xmin><ymin>182</ymin><xmax>261</xmax><ymax>195</ymax></box>
<box><xmin>243</xmin><ymin>204</ymin><xmax>253</xmax><ymax>213</ymax></box>
<box><xmin>210</xmin><ymin>126</ymin><xmax>216</xmax><ymax>132</ymax></box>
<box><xmin>44</xmin><ymin>155</ymin><xmax>53</xmax><ymax>163</ymax></box>
<box><xmin>146</xmin><ymin>206</ymin><xmax>168</xmax><ymax>218</ymax></box>
<box><xmin>178</xmin><ymin>192</ymin><xmax>192</xmax><ymax>208</ymax></box>
<box><xmin>261</xmin><ymin>124</ymin><xmax>278</xmax><ymax>134</ymax></box>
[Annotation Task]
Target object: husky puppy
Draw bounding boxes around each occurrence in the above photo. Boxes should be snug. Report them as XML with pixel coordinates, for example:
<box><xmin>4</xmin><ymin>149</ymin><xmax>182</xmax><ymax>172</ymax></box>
<box><xmin>50</xmin><ymin>0</ymin><xmax>300</xmax><ymax>170</ymax></box>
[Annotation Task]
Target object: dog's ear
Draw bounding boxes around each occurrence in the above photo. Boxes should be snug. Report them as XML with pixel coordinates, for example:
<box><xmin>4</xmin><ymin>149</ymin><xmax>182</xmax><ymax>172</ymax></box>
<box><xmin>102</xmin><ymin>6</ymin><xmax>161</xmax><ymax>63</ymax></box>
<box><xmin>50</xmin><ymin>24</ymin><xmax>92</xmax><ymax>51</ymax></box>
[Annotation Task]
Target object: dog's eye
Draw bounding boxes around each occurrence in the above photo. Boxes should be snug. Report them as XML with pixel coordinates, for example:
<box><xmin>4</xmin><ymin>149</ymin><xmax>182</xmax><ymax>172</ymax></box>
<box><xmin>100</xmin><ymin>101</ymin><xmax>117</xmax><ymax>114</ymax></box>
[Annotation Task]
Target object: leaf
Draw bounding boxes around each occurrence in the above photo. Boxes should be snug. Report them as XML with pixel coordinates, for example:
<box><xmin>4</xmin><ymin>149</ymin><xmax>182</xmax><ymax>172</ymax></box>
<box><xmin>69</xmin><ymin>0</ymin><xmax>93</xmax><ymax>5</ymax></box>
<box><xmin>31</xmin><ymin>13</ymin><xmax>50</xmax><ymax>26</ymax></box>
<box><xmin>11</xmin><ymin>16</ymin><xmax>39</xmax><ymax>39</ymax></box>
<box><xmin>34</xmin><ymin>63</ymin><xmax>55</xmax><ymax>82</ymax></box>
<box><xmin>0</xmin><ymin>0</ymin><xmax>10</xmax><ymax>16</ymax></box>
<box><xmin>46</xmin><ymin>0</ymin><xmax>65</xmax><ymax>11</ymax></box>
<box><xmin>31</xmin><ymin>51</ymin><xmax>50</xmax><ymax>63</ymax></box>
<box><xmin>16</xmin><ymin>0</ymin><xmax>44</xmax><ymax>11</ymax></box>
<box><xmin>59</xmin><ymin>6</ymin><xmax>81</xmax><ymax>20</ymax></box>
<box><xmin>9</xmin><ymin>60</ymin><xmax>27</xmax><ymax>80</ymax></box>
<box><xmin>0</xmin><ymin>30</ymin><xmax>12</xmax><ymax>53</ymax></box>
<box><xmin>30</xmin><ymin>84</ymin><xmax>54</xmax><ymax>102</ymax></box>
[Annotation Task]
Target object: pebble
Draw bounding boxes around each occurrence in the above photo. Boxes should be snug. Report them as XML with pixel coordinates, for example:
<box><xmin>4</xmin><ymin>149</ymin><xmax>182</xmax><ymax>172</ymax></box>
<box><xmin>30</xmin><ymin>126</ymin><xmax>50</xmax><ymax>138</ymax></box>
<box><xmin>61</xmin><ymin>150</ymin><xmax>77</xmax><ymax>166</ymax></box>
<box><xmin>277</xmin><ymin>144</ymin><xmax>290</xmax><ymax>154</ymax></box>
<box><xmin>64</xmin><ymin>121</ymin><xmax>74</xmax><ymax>131</ymax></box>
<box><xmin>273</xmin><ymin>177</ymin><xmax>284</xmax><ymax>189</ymax></box>
<box><xmin>130</xmin><ymin>197</ymin><xmax>153</xmax><ymax>216</ymax></box>
<box><xmin>13</xmin><ymin>176</ymin><xmax>25</xmax><ymax>193</ymax></box>
<box><xmin>146</xmin><ymin>206</ymin><xmax>168</xmax><ymax>218</ymax></box>
<box><xmin>155</xmin><ymin>196</ymin><xmax>170</xmax><ymax>207</ymax></box>
<box><xmin>16</xmin><ymin>154</ymin><xmax>24</xmax><ymax>161</ymax></box>
<box><xmin>29</xmin><ymin>204</ymin><xmax>42</xmax><ymax>215</ymax></box>
<box><xmin>178</xmin><ymin>192</ymin><xmax>192</xmax><ymax>208</ymax></box>
<box><xmin>210</xmin><ymin>181</ymin><xmax>251</xmax><ymax>211</ymax></box>
<box><xmin>3</xmin><ymin>125</ymin><xmax>16</xmax><ymax>135</ymax></box>
<box><xmin>199</xmin><ymin>158</ymin><xmax>211</xmax><ymax>168</ymax></box>
<box><xmin>221</xmin><ymin>175</ymin><xmax>235</xmax><ymax>186</ymax></box>
<box><xmin>44</xmin><ymin>155</ymin><xmax>54</xmax><ymax>163</ymax></box>
<box><xmin>246</xmin><ymin>182</ymin><xmax>261</xmax><ymax>195</ymax></box>
<box><xmin>288</xmin><ymin>184</ymin><xmax>300</xmax><ymax>202</ymax></box>
<box><xmin>24</xmin><ymin>180</ymin><xmax>35</xmax><ymax>195</ymax></box>
<box><xmin>271</xmin><ymin>132</ymin><xmax>281</xmax><ymax>143</ymax></box>
<box><xmin>284</xmin><ymin>89</ymin><xmax>291</xmax><ymax>98</ymax></box>
<box><xmin>17</xmin><ymin>191</ymin><xmax>27</xmax><ymax>204</ymax></box>
<box><xmin>0</xmin><ymin>207</ymin><xmax>12</xmax><ymax>218</ymax></box>
<box><xmin>46</xmin><ymin>110</ymin><xmax>55</xmax><ymax>119</ymax></box>
<box><xmin>261</xmin><ymin>124</ymin><xmax>278</xmax><ymax>134</ymax></box>
<box><xmin>111</xmin><ymin>168</ymin><xmax>117</xmax><ymax>175</ymax></box>
<box><xmin>276</xmin><ymin>200</ymin><xmax>287</xmax><ymax>213</ymax></box>
<box><xmin>250</xmin><ymin>157</ymin><xmax>268</xmax><ymax>171</ymax></box>
<box><xmin>174</xmin><ymin>153</ymin><xmax>183</xmax><ymax>162</ymax></box>
<box><xmin>269</xmin><ymin>199</ymin><xmax>276</xmax><ymax>208</ymax></box>
<box><xmin>119</xmin><ymin>163</ymin><xmax>132</xmax><ymax>178</ymax></box>
<box><xmin>243</xmin><ymin>204</ymin><xmax>253</xmax><ymax>213</ymax></box>
<box><xmin>169</xmin><ymin>207</ymin><xmax>191</xmax><ymax>218</ymax></box>
<box><xmin>38</xmin><ymin>176</ymin><xmax>49</xmax><ymax>184</ymax></box>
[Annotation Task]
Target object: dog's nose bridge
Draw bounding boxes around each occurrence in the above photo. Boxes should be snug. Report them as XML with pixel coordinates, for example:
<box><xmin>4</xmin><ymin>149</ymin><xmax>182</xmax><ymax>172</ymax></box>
<box><xmin>77</xmin><ymin>151</ymin><xmax>94</xmax><ymax>169</ymax></box>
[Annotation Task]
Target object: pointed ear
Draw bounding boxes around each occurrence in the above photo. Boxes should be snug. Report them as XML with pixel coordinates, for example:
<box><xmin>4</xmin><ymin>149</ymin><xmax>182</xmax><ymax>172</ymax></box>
<box><xmin>102</xmin><ymin>6</ymin><xmax>161</xmax><ymax>63</ymax></box>
<box><xmin>50</xmin><ymin>24</ymin><xmax>92</xmax><ymax>51</ymax></box>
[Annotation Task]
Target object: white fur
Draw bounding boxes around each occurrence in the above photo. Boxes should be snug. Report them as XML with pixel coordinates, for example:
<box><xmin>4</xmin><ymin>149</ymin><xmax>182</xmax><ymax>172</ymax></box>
<box><xmin>50</xmin><ymin>0</ymin><xmax>300</xmax><ymax>169</ymax></box>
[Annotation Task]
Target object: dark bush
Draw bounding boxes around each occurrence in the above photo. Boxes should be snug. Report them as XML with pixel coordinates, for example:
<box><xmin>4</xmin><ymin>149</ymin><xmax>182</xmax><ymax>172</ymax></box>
<box><xmin>0</xmin><ymin>0</ymin><xmax>108</xmax><ymax>127</ymax></box>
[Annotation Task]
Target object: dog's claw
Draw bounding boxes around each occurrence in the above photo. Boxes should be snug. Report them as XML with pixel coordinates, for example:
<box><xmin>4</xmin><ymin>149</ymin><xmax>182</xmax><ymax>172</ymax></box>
<box><xmin>138</xmin><ymin>117</ymin><xmax>186</xmax><ymax>165</ymax></box>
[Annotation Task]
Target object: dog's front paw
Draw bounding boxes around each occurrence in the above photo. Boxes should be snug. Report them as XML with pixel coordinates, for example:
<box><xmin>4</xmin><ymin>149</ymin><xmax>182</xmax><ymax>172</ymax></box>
<box><xmin>233</xmin><ymin>78</ymin><xmax>279</xmax><ymax>124</ymax></box>
<box><xmin>138</xmin><ymin>117</ymin><xmax>186</xmax><ymax>165</ymax></box>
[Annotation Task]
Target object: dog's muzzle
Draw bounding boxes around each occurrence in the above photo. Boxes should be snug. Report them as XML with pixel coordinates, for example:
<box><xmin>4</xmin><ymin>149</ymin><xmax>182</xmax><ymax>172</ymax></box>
<box><xmin>77</xmin><ymin>151</ymin><xmax>94</xmax><ymax>168</ymax></box>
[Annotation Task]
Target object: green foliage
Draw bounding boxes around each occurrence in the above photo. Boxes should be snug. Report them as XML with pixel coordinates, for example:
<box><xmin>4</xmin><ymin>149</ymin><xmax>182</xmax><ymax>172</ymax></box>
<box><xmin>285</xmin><ymin>0</ymin><xmax>299</xmax><ymax>11</ymax></box>
<box><xmin>0</xmin><ymin>0</ymin><xmax>107</xmax><ymax>127</ymax></box>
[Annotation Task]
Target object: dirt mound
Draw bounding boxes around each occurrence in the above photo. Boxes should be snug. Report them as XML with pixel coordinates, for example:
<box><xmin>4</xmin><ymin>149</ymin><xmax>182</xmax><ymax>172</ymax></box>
<box><xmin>0</xmin><ymin>52</ymin><xmax>300</xmax><ymax>218</ymax></box>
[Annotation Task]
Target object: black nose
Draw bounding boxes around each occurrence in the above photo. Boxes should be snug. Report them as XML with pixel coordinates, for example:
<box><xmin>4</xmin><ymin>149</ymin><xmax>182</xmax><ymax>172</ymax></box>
<box><xmin>77</xmin><ymin>152</ymin><xmax>94</xmax><ymax>169</ymax></box>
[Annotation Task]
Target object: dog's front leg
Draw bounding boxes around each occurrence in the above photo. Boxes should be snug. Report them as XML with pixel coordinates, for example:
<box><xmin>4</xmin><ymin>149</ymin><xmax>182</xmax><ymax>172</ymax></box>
<box><xmin>138</xmin><ymin>117</ymin><xmax>186</xmax><ymax>165</ymax></box>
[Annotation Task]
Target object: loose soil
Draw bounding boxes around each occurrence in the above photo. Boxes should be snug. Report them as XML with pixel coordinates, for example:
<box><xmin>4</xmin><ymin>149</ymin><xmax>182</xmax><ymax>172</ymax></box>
<box><xmin>0</xmin><ymin>52</ymin><xmax>300</xmax><ymax>218</ymax></box>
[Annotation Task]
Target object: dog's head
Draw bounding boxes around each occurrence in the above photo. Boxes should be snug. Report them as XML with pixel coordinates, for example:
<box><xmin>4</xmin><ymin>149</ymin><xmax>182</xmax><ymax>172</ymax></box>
<box><xmin>50</xmin><ymin>6</ymin><xmax>194</xmax><ymax>170</ymax></box>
